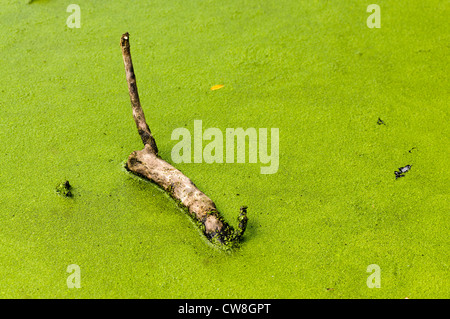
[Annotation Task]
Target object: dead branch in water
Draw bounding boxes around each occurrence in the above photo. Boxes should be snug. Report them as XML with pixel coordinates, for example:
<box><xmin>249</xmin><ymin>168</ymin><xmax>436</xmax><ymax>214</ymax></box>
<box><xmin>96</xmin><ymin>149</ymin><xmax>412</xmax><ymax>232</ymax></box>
<box><xmin>120</xmin><ymin>32</ymin><xmax>248</xmax><ymax>249</ymax></box>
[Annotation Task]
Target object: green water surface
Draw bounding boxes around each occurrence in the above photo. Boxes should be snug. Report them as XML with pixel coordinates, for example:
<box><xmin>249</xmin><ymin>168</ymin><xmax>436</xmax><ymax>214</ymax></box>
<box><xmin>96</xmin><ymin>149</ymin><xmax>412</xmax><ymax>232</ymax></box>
<box><xmin>0</xmin><ymin>0</ymin><xmax>448</xmax><ymax>298</ymax></box>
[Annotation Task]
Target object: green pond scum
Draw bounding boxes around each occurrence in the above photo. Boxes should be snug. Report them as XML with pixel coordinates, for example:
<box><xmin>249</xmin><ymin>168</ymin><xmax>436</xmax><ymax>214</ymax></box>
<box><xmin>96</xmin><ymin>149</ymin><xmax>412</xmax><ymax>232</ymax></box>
<box><xmin>0</xmin><ymin>0</ymin><xmax>448</xmax><ymax>299</ymax></box>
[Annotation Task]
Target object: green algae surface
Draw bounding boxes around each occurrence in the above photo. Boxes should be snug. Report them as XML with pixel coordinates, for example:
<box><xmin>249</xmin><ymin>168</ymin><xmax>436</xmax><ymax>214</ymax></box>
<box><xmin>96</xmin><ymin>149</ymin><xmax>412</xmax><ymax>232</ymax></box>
<box><xmin>0</xmin><ymin>0</ymin><xmax>448</xmax><ymax>298</ymax></box>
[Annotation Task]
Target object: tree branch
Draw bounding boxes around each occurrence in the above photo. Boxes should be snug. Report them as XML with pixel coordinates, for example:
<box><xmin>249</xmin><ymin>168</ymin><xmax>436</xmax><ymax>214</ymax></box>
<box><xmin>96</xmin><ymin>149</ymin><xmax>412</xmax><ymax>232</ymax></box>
<box><xmin>120</xmin><ymin>32</ymin><xmax>248</xmax><ymax>249</ymax></box>
<box><xmin>120</xmin><ymin>32</ymin><xmax>158</xmax><ymax>154</ymax></box>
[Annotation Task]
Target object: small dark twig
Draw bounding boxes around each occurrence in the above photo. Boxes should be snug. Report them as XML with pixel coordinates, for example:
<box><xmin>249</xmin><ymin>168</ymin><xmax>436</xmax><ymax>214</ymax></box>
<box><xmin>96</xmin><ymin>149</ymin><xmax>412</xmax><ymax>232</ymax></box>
<box><xmin>377</xmin><ymin>117</ymin><xmax>386</xmax><ymax>125</ymax></box>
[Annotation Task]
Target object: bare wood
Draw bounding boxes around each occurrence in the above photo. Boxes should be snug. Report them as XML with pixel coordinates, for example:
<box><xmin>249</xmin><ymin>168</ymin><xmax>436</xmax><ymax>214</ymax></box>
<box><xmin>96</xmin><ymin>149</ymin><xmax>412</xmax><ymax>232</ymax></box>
<box><xmin>120</xmin><ymin>32</ymin><xmax>158</xmax><ymax>154</ymax></box>
<box><xmin>120</xmin><ymin>33</ymin><xmax>248</xmax><ymax>248</ymax></box>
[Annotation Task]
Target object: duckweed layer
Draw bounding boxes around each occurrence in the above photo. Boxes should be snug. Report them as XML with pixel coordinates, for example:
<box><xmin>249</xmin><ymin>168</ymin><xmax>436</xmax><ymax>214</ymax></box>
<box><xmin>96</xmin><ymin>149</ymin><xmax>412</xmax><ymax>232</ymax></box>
<box><xmin>0</xmin><ymin>0</ymin><xmax>448</xmax><ymax>298</ymax></box>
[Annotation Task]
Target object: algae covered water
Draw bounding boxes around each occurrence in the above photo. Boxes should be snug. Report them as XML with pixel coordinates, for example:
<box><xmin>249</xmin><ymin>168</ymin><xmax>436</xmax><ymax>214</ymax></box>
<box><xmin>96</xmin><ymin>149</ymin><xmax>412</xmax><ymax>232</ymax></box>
<box><xmin>0</xmin><ymin>0</ymin><xmax>448</xmax><ymax>298</ymax></box>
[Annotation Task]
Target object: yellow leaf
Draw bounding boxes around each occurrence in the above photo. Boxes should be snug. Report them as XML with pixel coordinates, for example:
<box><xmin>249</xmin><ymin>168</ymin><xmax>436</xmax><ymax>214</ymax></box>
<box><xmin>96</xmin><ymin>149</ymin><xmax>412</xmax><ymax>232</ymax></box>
<box><xmin>210</xmin><ymin>84</ymin><xmax>224</xmax><ymax>91</ymax></box>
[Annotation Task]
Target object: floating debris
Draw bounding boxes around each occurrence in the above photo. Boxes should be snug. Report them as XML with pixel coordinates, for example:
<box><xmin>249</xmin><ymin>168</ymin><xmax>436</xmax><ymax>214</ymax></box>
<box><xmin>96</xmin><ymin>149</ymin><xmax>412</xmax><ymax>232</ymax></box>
<box><xmin>377</xmin><ymin>117</ymin><xmax>386</xmax><ymax>125</ymax></box>
<box><xmin>395</xmin><ymin>165</ymin><xmax>412</xmax><ymax>179</ymax></box>
<box><xmin>56</xmin><ymin>180</ymin><xmax>73</xmax><ymax>197</ymax></box>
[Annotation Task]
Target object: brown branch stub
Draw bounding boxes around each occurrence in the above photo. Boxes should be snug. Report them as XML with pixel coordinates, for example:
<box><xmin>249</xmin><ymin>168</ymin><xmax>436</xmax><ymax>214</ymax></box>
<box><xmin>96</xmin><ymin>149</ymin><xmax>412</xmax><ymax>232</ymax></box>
<box><xmin>120</xmin><ymin>32</ymin><xmax>158</xmax><ymax>155</ymax></box>
<box><xmin>120</xmin><ymin>32</ymin><xmax>248</xmax><ymax>249</ymax></box>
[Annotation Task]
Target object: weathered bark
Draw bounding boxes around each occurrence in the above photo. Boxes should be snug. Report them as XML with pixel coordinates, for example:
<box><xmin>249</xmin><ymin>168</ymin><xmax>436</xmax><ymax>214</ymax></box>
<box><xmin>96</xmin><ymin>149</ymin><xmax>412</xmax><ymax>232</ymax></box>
<box><xmin>120</xmin><ymin>33</ymin><xmax>158</xmax><ymax>154</ymax></box>
<box><xmin>120</xmin><ymin>32</ymin><xmax>248</xmax><ymax>248</ymax></box>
